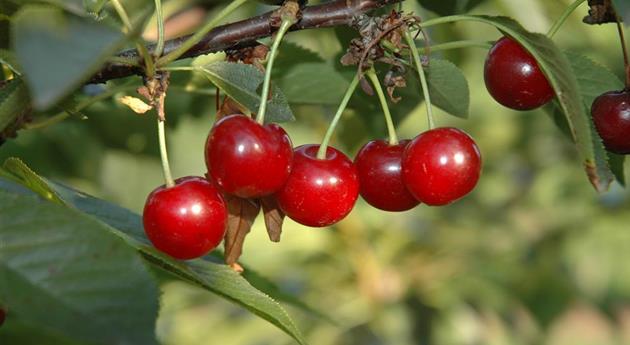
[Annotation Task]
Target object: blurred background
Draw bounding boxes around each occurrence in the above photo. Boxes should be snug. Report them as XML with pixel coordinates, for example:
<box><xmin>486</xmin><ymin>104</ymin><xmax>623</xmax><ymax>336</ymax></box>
<box><xmin>3</xmin><ymin>0</ymin><xmax>630</xmax><ymax>344</ymax></box>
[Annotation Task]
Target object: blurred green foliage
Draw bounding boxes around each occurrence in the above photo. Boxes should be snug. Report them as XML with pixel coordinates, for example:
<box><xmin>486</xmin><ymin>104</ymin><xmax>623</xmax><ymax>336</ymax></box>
<box><xmin>2</xmin><ymin>0</ymin><xmax>630</xmax><ymax>344</ymax></box>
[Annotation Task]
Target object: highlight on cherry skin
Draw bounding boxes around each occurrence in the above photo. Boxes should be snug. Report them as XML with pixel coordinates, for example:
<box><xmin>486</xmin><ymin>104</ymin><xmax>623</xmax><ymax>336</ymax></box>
<box><xmin>591</xmin><ymin>89</ymin><xmax>630</xmax><ymax>154</ymax></box>
<box><xmin>354</xmin><ymin>139</ymin><xmax>420</xmax><ymax>212</ymax></box>
<box><xmin>402</xmin><ymin>127</ymin><xmax>482</xmax><ymax>206</ymax></box>
<box><xmin>205</xmin><ymin>114</ymin><xmax>293</xmax><ymax>198</ymax></box>
<box><xmin>484</xmin><ymin>36</ymin><xmax>554</xmax><ymax>110</ymax></box>
<box><xmin>276</xmin><ymin>144</ymin><xmax>360</xmax><ymax>227</ymax></box>
<box><xmin>143</xmin><ymin>176</ymin><xmax>228</xmax><ymax>260</ymax></box>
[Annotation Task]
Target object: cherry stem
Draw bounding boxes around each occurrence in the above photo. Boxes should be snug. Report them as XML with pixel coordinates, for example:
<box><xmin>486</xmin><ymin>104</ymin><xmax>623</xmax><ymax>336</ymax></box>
<box><xmin>423</xmin><ymin>40</ymin><xmax>493</xmax><ymax>52</ymax></box>
<box><xmin>547</xmin><ymin>0</ymin><xmax>587</xmax><ymax>38</ymax></box>
<box><xmin>157</xmin><ymin>118</ymin><xmax>175</xmax><ymax>188</ymax></box>
<box><xmin>616</xmin><ymin>17</ymin><xmax>630</xmax><ymax>88</ymax></box>
<box><xmin>154</xmin><ymin>0</ymin><xmax>165</xmax><ymax>57</ymax></box>
<box><xmin>404</xmin><ymin>30</ymin><xmax>435</xmax><ymax>130</ymax></box>
<box><xmin>316</xmin><ymin>73</ymin><xmax>361</xmax><ymax>160</ymax></box>
<box><xmin>111</xmin><ymin>0</ymin><xmax>155</xmax><ymax>77</ymax></box>
<box><xmin>158</xmin><ymin>0</ymin><xmax>248</xmax><ymax>66</ymax></box>
<box><xmin>256</xmin><ymin>17</ymin><xmax>296</xmax><ymax>125</ymax></box>
<box><xmin>366</xmin><ymin>68</ymin><xmax>398</xmax><ymax>146</ymax></box>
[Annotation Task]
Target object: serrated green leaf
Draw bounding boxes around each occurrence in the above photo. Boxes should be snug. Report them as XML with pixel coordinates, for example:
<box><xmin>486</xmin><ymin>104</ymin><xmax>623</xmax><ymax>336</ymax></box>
<box><xmin>0</xmin><ymin>78</ymin><xmax>29</xmax><ymax>133</ymax></box>
<box><xmin>272</xmin><ymin>41</ymin><xmax>324</xmax><ymax>80</ymax></box>
<box><xmin>11</xmin><ymin>5</ymin><xmax>127</xmax><ymax>110</ymax></box>
<box><xmin>451</xmin><ymin>15</ymin><xmax>613</xmax><ymax>191</ymax></box>
<box><xmin>83</xmin><ymin>0</ymin><xmax>109</xmax><ymax>15</ymax></box>
<box><xmin>1</xmin><ymin>157</ymin><xmax>66</xmax><ymax>205</ymax></box>
<box><xmin>200</xmin><ymin>61</ymin><xmax>294</xmax><ymax>123</ymax></box>
<box><xmin>425</xmin><ymin>58</ymin><xmax>470</xmax><ymax>118</ymax></box>
<box><xmin>32</xmin><ymin>178</ymin><xmax>309</xmax><ymax>345</ymax></box>
<box><xmin>0</xmin><ymin>181</ymin><xmax>160</xmax><ymax>345</ymax></box>
<box><xmin>417</xmin><ymin>0</ymin><xmax>486</xmax><ymax>16</ymax></box>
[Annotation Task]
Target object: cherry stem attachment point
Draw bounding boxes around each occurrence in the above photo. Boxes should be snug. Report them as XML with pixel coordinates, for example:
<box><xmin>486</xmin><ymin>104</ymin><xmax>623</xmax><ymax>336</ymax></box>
<box><xmin>404</xmin><ymin>30</ymin><xmax>435</xmax><ymax>130</ymax></box>
<box><xmin>547</xmin><ymin>0</ymin><xmax>587</xmax><ymax>38</ymax></box>
<box><xmin>366</xmin><ymin>68</ymin><xmax>398</xmax><ymax>146</ymax></box>
<box><xmin>157</xmin><ymin>118</ymin><xmax>175</xmax><ymax>188</ymax></box>
<box><xmin>256</xmin><ymin>17</ymin><xmax>296</xmax><ymax>125</ymax></box>
<box><xmin>316</xmin><ymin>73</ymin><xmax>361</xmax><ymax>160</ymax></box>
<box><xmin>158</xmin><ymin>0</ymin><xmax>248</xmax><ymax>66</ymax></box>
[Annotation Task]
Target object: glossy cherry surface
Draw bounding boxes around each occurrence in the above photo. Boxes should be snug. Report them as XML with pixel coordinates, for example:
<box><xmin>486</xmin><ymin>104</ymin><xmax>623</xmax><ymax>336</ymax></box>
<box><xmin>205</xmin><ymin>114</ymin><xmax>293</xmax><ymax>198</ymax></box>
<box><xmin>276</xmin><ymin>144</ymin><xmax>359</xmax><ymax>227</ymax></box>
<box><xmin>143</xmin><ymin>176</ymin><xmax>227</xmax><ymax>260</ymax></box>
<box><xmin>354</xmin><ymin>139</ymin><xmax>419</xmax><ymax>212</ymax></box>
<box><xmin>402</xmin><ymin>128</ymin><xmax>482</xmax><ymax>206</ymax></box>
<box><xmin>484</xmin><ymin>36</ymin><xmax>554</xmax><ymax>110</ymax></box>
<box><xmin>591</xmin><ymin>89</ymin><xmax>630</xmax><ymax>154</ymax></box>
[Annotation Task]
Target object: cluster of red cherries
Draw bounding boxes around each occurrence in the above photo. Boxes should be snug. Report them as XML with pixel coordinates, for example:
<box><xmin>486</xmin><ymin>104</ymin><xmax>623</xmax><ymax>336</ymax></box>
<box><xmin>143</xmin><ymin>35</ymin><xmax>630</xmax><ymax>261</ymax></box>
<box><xmin>142</xmin><ymin>112</ymin><xmax>482</xmax><ymax>260</ymax></box>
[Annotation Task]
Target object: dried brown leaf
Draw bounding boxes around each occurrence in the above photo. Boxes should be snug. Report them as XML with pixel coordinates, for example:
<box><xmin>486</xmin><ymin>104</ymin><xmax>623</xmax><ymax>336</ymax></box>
<box><xmin>260</xmin><ymin>196</ymin><xmax>285</xmax><ymax>242</ymax></box>
<box><xmin>223</xmin><ymin>195</ymin><xmax>261</xmax><ymax>265</ymax></box>
<box><xmin>583</xmin><ymin>0</ymin><xmax>618</xmax><ymax>24</ymax></box>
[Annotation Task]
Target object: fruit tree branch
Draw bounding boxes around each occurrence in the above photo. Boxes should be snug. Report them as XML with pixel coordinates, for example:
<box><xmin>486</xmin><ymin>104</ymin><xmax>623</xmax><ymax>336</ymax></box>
<box><xmin>89</xmin><ymin>0</ymin><xmax>403</xmax><ymax>84</ymax></box>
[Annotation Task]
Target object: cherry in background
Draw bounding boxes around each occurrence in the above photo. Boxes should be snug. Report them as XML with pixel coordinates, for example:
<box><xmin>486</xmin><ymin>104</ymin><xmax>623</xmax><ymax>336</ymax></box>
<box><xmin>205</xmin><ymin>114</ymin><xmax>293</xmax><ymax>198</ymax></box>
<box><xmin>484</xmin><ymin>36</ymin><xmax>554</xmax><ymax>110</ymax></box>
<box><xmin>276</xmin><ymin>144</ymin><xmax>359</xmax><ymax>227</ymax></box>
<box><xmin>402</xmin><ymin>127</ymin><xmax>482</xmax><ymax>206</ymax></box>
<box><xmin>591</xmin><ymin>89</ymin><xmax>630</xmax><ymax>154</ymax></box>
<box><xmin>354</xmin><ymin>140</ymin><xmax>419</xmax><ymax>212</ymax></box>
<box><xmin>143</xmin><ymin>176</ymin><xmax>227</xmax><ymax>260</ymax></box>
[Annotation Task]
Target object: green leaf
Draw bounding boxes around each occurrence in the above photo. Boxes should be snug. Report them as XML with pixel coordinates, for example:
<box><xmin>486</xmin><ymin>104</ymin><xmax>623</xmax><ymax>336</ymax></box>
<box><xmin>47</xmin><ymin>181</ymin><xmax>309</xmax><ymax>345</ymax></box>
<box><xmin>0</xmin><ymin>181</ymin><xmax>160</xmax><ymax>345</ymax></box>
<box><xmin>0</xmin><ymin>49</ymin><xmax>21</xmax><ymax>75</ymax></box>
<box><xmin>1</xmin><ymin>157</ymin><xmax>66</xmax><ymax>205</ymax></box>
<box><xmin>200</xmin><ymin>62</ymin><xmax>295</xmax><ymax>123</ymax></box>
<box><xmin>83</xmin><ymin>0</ymin><xmax>109</xmax><ymax>15</ymax></box>
<box><xmin>564</xmin><ymin>51</ymin><xmax>625</xmax><ymax>185</ymax></box>
<box><xmin>453</xmin><ymin>15</ymin><xmax>614</xmax><ymax>192</ymax></box>
<box><xmin>279</xmin><ymin>63</ymin><xmax>350</xmax><ymax>105</ymax></box>
<box><xmin>11</xmin><ymin>5</ymin><xmax>126</xmax><ymax>110</ymax></box>
<box><xmin>425</xmin><ymin>58</ymin><xmax>470</xmax><ymax>118</ymax></box>
<box><xmin>0</xmin><ymin>78</ymin><xmax>29</xmax><ymax>134</ymax></box>
<box><xmin>417</xmin><ymin>0</ymin><xmax>486</xmax><ymax>16</ymax></box>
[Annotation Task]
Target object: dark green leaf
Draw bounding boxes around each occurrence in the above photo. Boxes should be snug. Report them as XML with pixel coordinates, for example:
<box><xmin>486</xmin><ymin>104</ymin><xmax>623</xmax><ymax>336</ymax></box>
<box><xmin>279</xmin><ymin>63</ymin><xmax>350</xmax><ymax>105</ymax></box>
<box><xmin>608</xmin><ymin>152</ymin><xmax>626</xmax><ymax>186</ymax></box>
<box><xmin>0</xmin><ymin>181</ymin><xmax>159</xmax><ymax>345</ymax></box>
<box><xmin>0</xmin><ymin>49</ymin><xmax>21</xmax><ymax>75</ymax></box>
<box><xmin>417</xmin><ymin>0</ymin><xmax>486</xmax><ymax>16</ymax></box>
<box><xmin>425</xmin><ymin>58</ymin><xmax>470</xmax><ymax>118</ymax></box>
<box><xmin>456</xmin><ymin>15</ymin><xmax>613</xmax><ymax>191</ymax></box>
<box><xmin>47</xmin><ymin>181</ymin><xmax>309</xmax><ymax>345</ymax></box>
<box><xmin>83</xmin><ymin>0</ymin><xmax>109</xmax><ymax>15</ymax></box>
<box><xmin>200</xmin><ymin>62</ymin><xmax>295</xmax><ymax>123</ymax></box>
<box><xmin>11</xmin><ymin>5</ymin><xmax>126</xmax><ymax>110</ymax></box>
<box><xmin>0</xmin><ymin>78</ymin><xmax>29</xmax><ymax>133</ymax></box>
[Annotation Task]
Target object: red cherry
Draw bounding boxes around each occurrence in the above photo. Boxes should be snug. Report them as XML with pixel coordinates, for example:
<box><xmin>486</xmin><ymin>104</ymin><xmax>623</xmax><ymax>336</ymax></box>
<box><xmin>591</xmin><ymin>89</ymin><xmax>630</xmax><ymax>154</ymax></box>
<box><xmin>276</xmin><ymin>144</ymin><xmax>359</xmax><ymax>227</ymax></box>
<box><xmin>484</xmin><ymin>36</ymin><xmax>554</xmax><ymax>110</ymax></box>
<box><xmin>205</xmin><ymin>114</ymin><xmax>293</xmax><ymax>198</ymax></box>
<box><xmin>354</xmin><ymin>140</ymin><xmax>419</xmax><ymax>212</ymax></box>
<box><xmin>402</xmin><ymin>128</ymin><xmax>482</xmax><ymax>206</ymax></box>
<box><xmin>143</xmin><ymin>176</ymin><xmax>227</xmax><ymax>260</ymax></box>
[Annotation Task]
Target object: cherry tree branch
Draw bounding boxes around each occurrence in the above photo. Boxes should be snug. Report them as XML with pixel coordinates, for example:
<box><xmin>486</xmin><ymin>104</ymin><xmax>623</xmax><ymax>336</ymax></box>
<box><xmin>89</xmin><ymin>0</ymin><xmax>402</xmax><ymax>83</ymax></box>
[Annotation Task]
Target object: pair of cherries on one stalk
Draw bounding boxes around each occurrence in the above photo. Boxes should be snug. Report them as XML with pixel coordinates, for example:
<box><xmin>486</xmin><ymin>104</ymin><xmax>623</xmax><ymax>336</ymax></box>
<box><xmin>485</xmin><ymin>36</ymin><xmax>630</xmax><ymax>154</ymax></box>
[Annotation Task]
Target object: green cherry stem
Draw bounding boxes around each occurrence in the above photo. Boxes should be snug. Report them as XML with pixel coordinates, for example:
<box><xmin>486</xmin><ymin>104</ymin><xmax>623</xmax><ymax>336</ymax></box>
<box><xmin>404</xmin><ymin>30</ymin><xmax>435</xmax><ymax>130</ymax></box>
<box><xmin>256</xmin><ymin>17</ymin><xmax>296</xmax><ymax>125</ymax></box>
<box><xmin>154</xmin><ymin>0</ymin><xmax>166</xmax><ymax>57</ymax></box>
<box><xmin>366</xmin><ymin>68</ymin><xmax>398</xmax><ymax>145</ymax></box>
<box><xmin>157</xmin><ymin>118</ymin><xmax>175</xmax><ymax>188</ymax></box>
<box><xmin>158</xmin><ymin>0</ymin><xmax>248</xmax><ymax>66</ymax></box>
<box><xmin>422</xmin><ymin>40</ymin><xmax>493</xmax><ymax>52</ymax></box>
<box><xmin>316</xmin><ymin>73</ymin><xmax>361</xmax><ymax>160</ymax></box>
<box><xmin>547</xmin><ymin>0</ymin><xmax>587</xmax><ymax>38</ymax></box>
<box><xmin>615</xmin><ymin>14</ymin><xmax>630</xmax><ymax>88</ymax></box>
<box><xmin>111</xmin><ymin>0</ymin><xmax>155</xmax><ymax>77</ymax></box>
